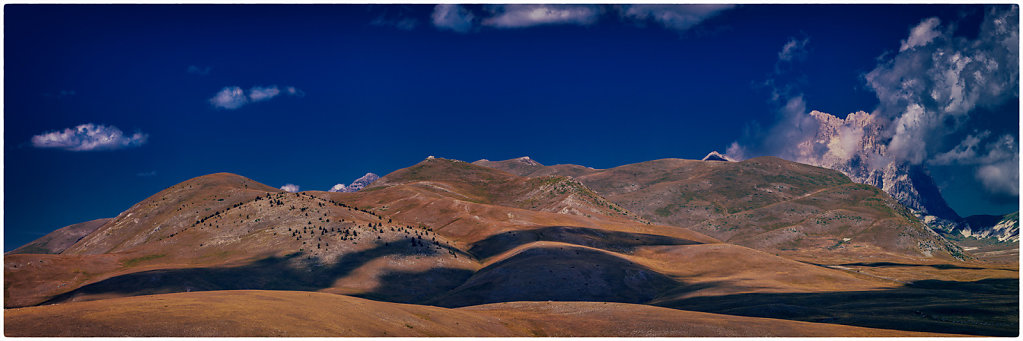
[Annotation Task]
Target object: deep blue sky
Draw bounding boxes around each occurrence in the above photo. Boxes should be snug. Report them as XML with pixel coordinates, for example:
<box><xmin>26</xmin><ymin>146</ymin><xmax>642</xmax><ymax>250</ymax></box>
<box><xmin>5</xmin><ymin>4</ymin><xmax>1018</xmax><ymax>250</ymax></box>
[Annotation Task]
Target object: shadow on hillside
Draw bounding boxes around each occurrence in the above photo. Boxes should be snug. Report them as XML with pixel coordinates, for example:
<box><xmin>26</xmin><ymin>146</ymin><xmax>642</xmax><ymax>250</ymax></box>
<box><xmin>353</xmin><ymin>267</ymin><xmax>474</xmax><ymax>304</ymax></box>
<box><xmin>838</xmin><ymin>261</ymin><xmax>987</xmax><ymax>270</ymax></box>
<box><xmin>42</xmin><ymin>238</ymin><xmax>471</xmax><ymax>306</ymax></box>
<box><xmin>468</xmin><ymin>225</ymin><xmax>703</xmax><ymax>260</ymax></box>
<box><xmin>660</xmin><ymin>277</ymin><xmax>1019</xmax><ymax>337</ymax></box>
<box><xmin>429</xmin><ymin>244</ymin><xmax>683</xmax><ymax>308</ymax></box>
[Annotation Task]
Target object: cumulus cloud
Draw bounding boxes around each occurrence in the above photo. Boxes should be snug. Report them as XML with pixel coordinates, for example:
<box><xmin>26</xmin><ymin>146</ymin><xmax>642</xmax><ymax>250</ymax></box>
<box><xmin>618</xmin><ymin>4</ymin><xmax>734</xmax><ymax>32</ymax></box>
<box><xmin>280</xmin><ymin>184</ymin><xmax>300</xmax><ymax>193</ymax></box>
<box><xmin>248</xmin><ymin>86</ymin><xmax>280</xmax><ymax>102</ymax></box>
<box><xmin>930</xmin><ymin>131</ymin><xmax>990</xmax><ymax>165</ymax></box>
<box><xmin>432</xmin><ymin>4</ymin><xmax>475</xmax><ymax>33</ymax></box>
<box><xmin>778</xmin><ymin>36</ymin><xmax>810</xmax><ymax>62</ymax></box>
<box><xmin>210</xmin><ymin>86</ymin><xmax>248</xmax><ymax>110</ymax></box>
<box><xmin>900</xmin><ymin>17</ymin><xmax>942</xmax><ymax>52</ymax></box>
<box><xmin>328</xmin><ymin>184</ymin><xmax>347</xmax><ymax>192</ymax></box>
<box><xmin>31</xmin><ymin>123</ymin><xmax>148</xmax><ymax>151</ymax></box>
<box><xmin>977</xmin><ymin>156</ymin><xmax>1019</xmax><ymax>197</ymax></box>
<box><xmin>932</xmin><ymin>132</ymin><xmax>1019</xmax><ymax>196</ymax></box>
<box><xmin>210</xmin><ymin>85</ymin><xmax>303</xmax><ymax>110</ymax></box>
<box><xmin>866</xmin><ymin>7</ymin><xmax>1018</xmax><ymax>163</ymax></box>
<box><xmin>482</xmin><ymin>5</ymin><xmax>601</xmax><ymax>28</ymax></box>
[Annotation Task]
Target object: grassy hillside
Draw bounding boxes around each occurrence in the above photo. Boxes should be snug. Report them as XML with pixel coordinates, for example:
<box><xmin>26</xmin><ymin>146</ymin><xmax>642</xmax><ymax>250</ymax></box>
<box><xmin>5</xmin><ymin>290</ymin><xmax>965</xmax><ymax>337</ymax></box>
<box><xmin>477</xmin><ymin>156</ymin><xmax>965</xmax><ymax>261</ymax></box>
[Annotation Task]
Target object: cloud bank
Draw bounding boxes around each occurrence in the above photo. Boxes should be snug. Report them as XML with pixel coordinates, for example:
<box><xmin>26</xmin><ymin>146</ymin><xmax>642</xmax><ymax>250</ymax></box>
<box><xmin>432</xmin><ymin>4</ymin><xmax>475</xmax><ymax>33</ymax></box>
<box><xmin>430</xmin><ymin>4</ymin><xmax>733</xmax><ymax>33</ymax></box>
<box><xmin>31</xmin><ymin>123</ymin><xmax>148</xmax><ymax>151</ymax></box>
<box><xmin>210</xmin><ymin>85</ymin><xmax>302</xmax><ymax>110</ymax></box>
<box><xmin>482</xmin><ymin>5</ymin><xmax>601</xmax><ymax>28</ymax></box>
<box><xmin>618</xmin><ymin>4</ymin><xmax>734</xmax><ymax>32</ymax></box>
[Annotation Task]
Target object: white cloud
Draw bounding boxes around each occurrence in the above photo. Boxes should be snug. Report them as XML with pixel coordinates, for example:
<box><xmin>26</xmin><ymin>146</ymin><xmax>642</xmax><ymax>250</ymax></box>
<box><xmin>619</xmin><ymin>4</ymin><xmax>734</xmax><ymax>32</ymax></box>
<box><xmin>930</xmin><ymin>131</ymin><xmax>990</xmax><ymax>165</ymax></box>
<box><xmin>432</xmin><ymin>4</ymin><xmax>475</xmax><ymax>33</ymax></box>
<box><xmin>778</xmin><ymin>37</ymin><xmax>810</xmax><ymax>62</ymax></box>
<box><xmin>248</xmin><ymin>86</ymin><xmax>280</xmax><ymax>102</ymax></box>
<box><xmin>31</xmin><ymin>123</ymin><xmax>148</xmax><ymax>151</ymax></box>
<box><xmin>285</xmin><ymin>86</ymin><xmax>305</xmax><ymax>97</ymax></box>
<box><xmin>328</xmin><ymin>184</ymin><xmax>347</xmax><ymax>192</ymax></box>
<box><xmin>933</xmin><ymin>132</ymin><xmax>1019</xmax><ymax>196</ymax></box>
<box><xmin>725</xmin><ymin>141</ymin><xmax>747</xmax><ymax>161</ymax></box>
<box><xmin>482</xmin><ymin>5</ymin><xmax>600</xmax><ymax>28</ymax></box>
<box><xmin>280</xmin><ymin>184</ymin><xmax>300</xmax><ymax>193</ymax></box>
<box><xmin>977</xmin><ymin>157</ymin><xmax>1019</xmax><ymax>197</ymax></box>
<box><xmin>900</xmin><ymin>17</ymin><xmax>942</xmax><ymax>52</ymax></box>
<box><xmin>210</xmin><ymin>86</ymin><xmax>248</xmax><ymax>110</ymax></box>
<box><xmin>210</xmin><ymin>85</ymin><xmax>303</xmax><ymax>110</ymax></box>
<box><xmin>429</xmin><ymin>4</ymin><xmax>733</xmax><ymax>33</ymax></box>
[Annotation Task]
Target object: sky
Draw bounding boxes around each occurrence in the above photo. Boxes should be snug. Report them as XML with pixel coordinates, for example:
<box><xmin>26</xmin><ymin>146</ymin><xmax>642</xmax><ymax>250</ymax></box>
<box><xmin>4</xmin><ymin>4</ymin><xmax>1019</xmax><ymax>250</ymax></box>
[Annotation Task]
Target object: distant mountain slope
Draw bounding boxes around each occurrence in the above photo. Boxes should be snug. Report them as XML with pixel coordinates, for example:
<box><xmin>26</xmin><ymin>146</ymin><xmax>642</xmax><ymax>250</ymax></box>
<box><xmin>372</xmin><ymin>157</ymin><xmax>640</xmax><ymax>222</ymax></box>
<box><xmin>475</xmin><ymin>156</ymin><xmax>965</xmax><ymax>260</ymax></box>
<box><xmin>963</xmin><ymin>212</ymin><xmax>1019</xmax><ymax>242</ymax></box>
<box><xmin>7</xmin><ymin>218</ymin><xmax>111</xmax><ymax>255</ymax></box>
<box><xmin>472</xmin><ymin>157</ymin><xmax>595</xmax><ymax>178</ymax></box>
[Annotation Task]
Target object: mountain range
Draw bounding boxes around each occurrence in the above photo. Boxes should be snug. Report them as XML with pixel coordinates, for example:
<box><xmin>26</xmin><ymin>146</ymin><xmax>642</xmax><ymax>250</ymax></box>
<box><xmin>5</xmin><ymin>155</ymin><xmax>1017</xmax><ymax>336</ymax></box>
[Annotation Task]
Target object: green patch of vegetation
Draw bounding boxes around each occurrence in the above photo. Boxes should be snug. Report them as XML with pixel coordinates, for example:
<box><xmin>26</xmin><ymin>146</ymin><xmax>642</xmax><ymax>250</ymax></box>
<box><xmin>826</xmin><ymin>239</ymin><xmax>848</xmax><ymax>250</ymax></box>
<box><xmin>655</xmin><ymin>205</ymin><xmax>675</xmax><ymax>217</ymax></box>
<box><xmin>122</xmin><ymin>254</ymin><xmax>166</xmax><ymax>267</ymax></box>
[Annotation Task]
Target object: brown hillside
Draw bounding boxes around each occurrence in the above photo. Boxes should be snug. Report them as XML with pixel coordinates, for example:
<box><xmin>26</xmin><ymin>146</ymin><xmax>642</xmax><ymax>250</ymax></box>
<box><xmin>4</xmin><ymin>290</ymin><xmax>963</xmax><ymax>337</ymax></box>
<box><xmin>475</xmin><ymin>156</ymin><xmax>965</xmax><ymax>261</ymax></box>
<box><xmin>370</xmin><ymin>157</ymin><xmax>639</xmax><ymax>221</ymax></box>
<box><xmin>7</xmin><ymin>173</ymin><xmax>474</xmax><ymax>307</ymax></box>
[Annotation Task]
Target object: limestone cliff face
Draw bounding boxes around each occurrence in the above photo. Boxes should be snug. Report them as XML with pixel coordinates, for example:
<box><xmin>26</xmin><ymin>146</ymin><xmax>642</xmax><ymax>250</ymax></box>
<box><xmin>792</xmin><ymin>110</ymin><xmax>963</xmax><ymax>233</ymax></box>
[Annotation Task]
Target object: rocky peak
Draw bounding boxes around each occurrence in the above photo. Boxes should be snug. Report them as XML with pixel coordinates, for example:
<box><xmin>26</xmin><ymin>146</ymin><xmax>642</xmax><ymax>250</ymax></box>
<box><xmin>701</xmin><ymin>151</ymin><xmax>732</xmax><ymax>162</ymax></box>
<box><xmin>329</xmin><ymin>172</ymin><xmax>380</xmax><ymax>193</ymax></box>
<box><xmin>515</xmin><ymin>156</ymin><xmax>542</xmax><ymax>166</ymax></box>
<box><xmin>795</xmin><ymin>110</ymin><xmax>963</xmax><ymax>231</ymax></box>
